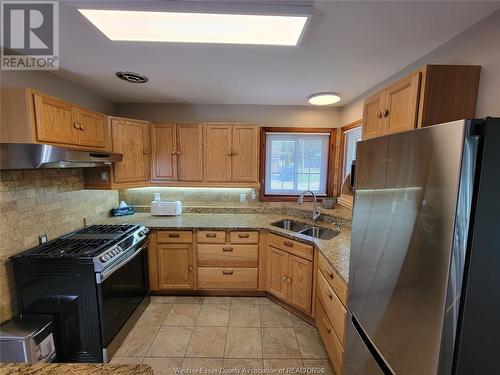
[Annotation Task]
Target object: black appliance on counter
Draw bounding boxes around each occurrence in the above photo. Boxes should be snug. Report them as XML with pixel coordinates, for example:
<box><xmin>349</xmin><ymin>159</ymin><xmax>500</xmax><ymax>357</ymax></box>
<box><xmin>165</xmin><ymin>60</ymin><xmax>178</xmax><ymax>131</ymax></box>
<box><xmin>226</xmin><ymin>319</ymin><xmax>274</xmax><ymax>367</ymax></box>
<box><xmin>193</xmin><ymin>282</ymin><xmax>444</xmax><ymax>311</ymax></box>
<box><xmin>11</xmin><ymin>224</ymin><xmax>150</xmax><ymax>363</ymax></box>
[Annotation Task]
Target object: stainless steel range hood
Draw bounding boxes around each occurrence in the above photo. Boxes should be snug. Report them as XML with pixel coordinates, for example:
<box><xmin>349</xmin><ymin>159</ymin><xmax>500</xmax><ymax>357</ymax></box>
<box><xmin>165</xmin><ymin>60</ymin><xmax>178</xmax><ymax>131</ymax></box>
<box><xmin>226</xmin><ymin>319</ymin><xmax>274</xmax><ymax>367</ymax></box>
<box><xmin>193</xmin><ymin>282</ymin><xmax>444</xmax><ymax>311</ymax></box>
<box><xmin>0</xmin><ymin>143</ymin><xmax>122</xmax><ymax>169</ymax></box>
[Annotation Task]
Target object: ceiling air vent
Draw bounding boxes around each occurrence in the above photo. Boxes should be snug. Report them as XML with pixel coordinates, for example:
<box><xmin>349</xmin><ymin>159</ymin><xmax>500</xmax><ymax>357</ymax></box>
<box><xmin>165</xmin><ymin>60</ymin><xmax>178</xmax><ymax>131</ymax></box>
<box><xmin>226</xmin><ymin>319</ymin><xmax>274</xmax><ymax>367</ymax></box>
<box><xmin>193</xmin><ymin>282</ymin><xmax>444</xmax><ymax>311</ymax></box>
<box><xmin>115</xmin><ymin>71</ymin><xmax>148</xmax><ymax>83</ymax></box>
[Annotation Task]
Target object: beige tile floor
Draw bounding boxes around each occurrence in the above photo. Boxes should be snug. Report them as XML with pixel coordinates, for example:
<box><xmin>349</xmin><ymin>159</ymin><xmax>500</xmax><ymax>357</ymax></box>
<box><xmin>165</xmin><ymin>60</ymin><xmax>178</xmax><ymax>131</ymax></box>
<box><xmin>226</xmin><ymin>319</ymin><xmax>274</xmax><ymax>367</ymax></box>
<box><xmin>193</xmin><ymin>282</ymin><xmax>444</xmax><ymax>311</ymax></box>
<box><xmin>111</xmin><ymin>296</ymin><xmax>335</xmax><ymax>374</ymax></box>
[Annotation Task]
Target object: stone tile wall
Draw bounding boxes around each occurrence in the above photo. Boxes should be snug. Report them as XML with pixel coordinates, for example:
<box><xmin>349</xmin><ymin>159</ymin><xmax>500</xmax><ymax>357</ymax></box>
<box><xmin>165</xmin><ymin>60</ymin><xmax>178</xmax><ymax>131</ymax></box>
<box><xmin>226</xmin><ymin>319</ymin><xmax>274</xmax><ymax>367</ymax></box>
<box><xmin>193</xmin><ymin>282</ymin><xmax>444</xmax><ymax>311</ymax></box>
<box><xmin>0</xmin><ymin>169</ymin><xmax>118</xmax><ymax>321</ymax></box>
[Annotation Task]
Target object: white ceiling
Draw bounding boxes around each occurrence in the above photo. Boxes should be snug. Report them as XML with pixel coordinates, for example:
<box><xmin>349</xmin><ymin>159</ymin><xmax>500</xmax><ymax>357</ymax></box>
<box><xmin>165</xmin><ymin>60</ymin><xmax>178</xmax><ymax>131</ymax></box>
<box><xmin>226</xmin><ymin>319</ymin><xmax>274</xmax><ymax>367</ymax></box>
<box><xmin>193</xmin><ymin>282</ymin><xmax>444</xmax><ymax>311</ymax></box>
<box><xmin>55</xmin><ymin>1</ymin><xmax>500</xmax><ymax>106</ymax></box>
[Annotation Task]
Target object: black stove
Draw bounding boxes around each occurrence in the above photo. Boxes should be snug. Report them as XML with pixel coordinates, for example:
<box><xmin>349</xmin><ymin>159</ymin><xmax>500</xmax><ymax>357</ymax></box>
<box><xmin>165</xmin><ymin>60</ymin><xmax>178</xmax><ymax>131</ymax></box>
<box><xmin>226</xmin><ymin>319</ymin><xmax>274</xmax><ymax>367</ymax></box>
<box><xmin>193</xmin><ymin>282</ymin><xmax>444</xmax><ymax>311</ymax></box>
<box><xmin>11</xmin><ymin>224</ymin><xmax>150</xmax><ymax>363</ymax></box>
<box><xmin>14</xmin><ymin>224</ymin><xmax>149</xmax><ymax>272</ymax></box>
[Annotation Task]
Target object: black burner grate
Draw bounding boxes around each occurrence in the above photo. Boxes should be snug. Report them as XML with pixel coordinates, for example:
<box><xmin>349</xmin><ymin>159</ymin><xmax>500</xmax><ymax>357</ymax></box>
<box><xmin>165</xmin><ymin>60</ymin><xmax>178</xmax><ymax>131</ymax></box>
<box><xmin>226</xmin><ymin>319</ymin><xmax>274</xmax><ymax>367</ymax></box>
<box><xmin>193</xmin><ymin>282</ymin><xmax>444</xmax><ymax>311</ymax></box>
<box><xmin>21</xmin><ymin>238</ymin><xmax>111</xmax><ymax>258</ymax></box>
<box><xmin>76</xmin><ymin>224</ymin><xmax>136</xmax><ymax>235</ymax></box>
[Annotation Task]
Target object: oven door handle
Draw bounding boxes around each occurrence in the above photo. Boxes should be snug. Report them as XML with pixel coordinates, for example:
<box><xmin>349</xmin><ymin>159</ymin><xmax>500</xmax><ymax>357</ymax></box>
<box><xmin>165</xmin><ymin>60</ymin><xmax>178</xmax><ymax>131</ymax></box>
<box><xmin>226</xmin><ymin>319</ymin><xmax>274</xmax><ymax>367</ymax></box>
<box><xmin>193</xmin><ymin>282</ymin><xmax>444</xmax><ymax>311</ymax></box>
<box><xmin>96</xmin><ymin>243</ymin><xmax>147</xmax><ymax>284</ymax></box>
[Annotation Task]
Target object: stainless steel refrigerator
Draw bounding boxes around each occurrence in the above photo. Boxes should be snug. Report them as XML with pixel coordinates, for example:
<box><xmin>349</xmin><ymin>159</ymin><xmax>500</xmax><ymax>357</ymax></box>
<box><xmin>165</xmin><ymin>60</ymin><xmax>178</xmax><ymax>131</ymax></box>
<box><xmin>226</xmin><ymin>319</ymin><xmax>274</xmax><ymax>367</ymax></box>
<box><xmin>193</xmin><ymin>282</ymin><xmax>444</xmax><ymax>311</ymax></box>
<box><xmin>344</xmin><ymin>118</ymin><xmax>500</xmax><ymax>375</ymax></box>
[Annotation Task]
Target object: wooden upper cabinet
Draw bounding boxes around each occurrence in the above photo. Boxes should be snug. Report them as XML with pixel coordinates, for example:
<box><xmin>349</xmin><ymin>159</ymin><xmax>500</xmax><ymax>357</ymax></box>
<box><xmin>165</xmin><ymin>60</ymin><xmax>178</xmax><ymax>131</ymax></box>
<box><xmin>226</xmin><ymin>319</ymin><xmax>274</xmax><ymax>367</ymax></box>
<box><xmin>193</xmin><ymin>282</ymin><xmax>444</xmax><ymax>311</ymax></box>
<box><xmin>232</xmin><ymin>125</ymin><xmax>259</xmax><ymax>182</ymax></box>
<box><xmin>111</xmin><ymin>118</ymin><xmax>151</xmax><ymax>184</ymax></box>
<box><xmin>76</xmin><ymin>108</ymin><xmax>107</xmax><ymax>148</ymax></box>
<box><xmin>151</xmin><ymin>124</ymin><xmax>177</xmax><ymax>181</ymax></box>
<box><xmin>1</xmin><ymin>89</ymin><xmax>110</xmax><ymax>150</ymax></box>
<box><xmin>177</xmin><ymin>124</ymin><xmax>203</xmax><ymax>181</ymax></box>
<box><xmin>383</xmin><ymin>72</ymin><xmax>421</xmax><ymax>135</ymax></box>
<box><xmin>362</xmin><ymin>91</ymin><xmax>385</xmax><ymax>140</ymax></box>
<box><xmin>362</xmin><ymin>65</ymin><xmax>480</xmax><ymax>140</ymax></box>
<box><xmin>204</xmin><ymin>124</ymin><xmax>232</xmax><ymax>182</ymax></box>
<box><xmin>33</xmin><ymin>92</ymin><xmax>80</xmax><ymax>145</ymax></box>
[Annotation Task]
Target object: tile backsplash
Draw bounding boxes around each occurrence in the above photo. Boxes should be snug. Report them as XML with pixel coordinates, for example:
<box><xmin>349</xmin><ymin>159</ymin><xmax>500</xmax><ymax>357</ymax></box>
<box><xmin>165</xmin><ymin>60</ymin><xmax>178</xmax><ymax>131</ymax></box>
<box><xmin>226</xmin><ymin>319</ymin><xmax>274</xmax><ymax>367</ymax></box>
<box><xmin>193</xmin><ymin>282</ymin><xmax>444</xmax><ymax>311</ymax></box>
<box><xmin>0</xmin><ymin>169</ymin><xmax>118</xmax><ymax>321</ymax></box>
<box><xmin>119</xmin><ymin>187</ymin><xmax>259</xmax><ymax>206</ymax></box>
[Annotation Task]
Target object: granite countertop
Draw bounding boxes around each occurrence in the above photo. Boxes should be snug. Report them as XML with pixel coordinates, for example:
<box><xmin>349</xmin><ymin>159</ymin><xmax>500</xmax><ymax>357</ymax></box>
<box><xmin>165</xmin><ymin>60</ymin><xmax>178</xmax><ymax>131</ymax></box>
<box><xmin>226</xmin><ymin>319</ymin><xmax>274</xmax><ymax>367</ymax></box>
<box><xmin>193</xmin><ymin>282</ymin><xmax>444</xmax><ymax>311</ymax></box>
<box><xmin>0</xmin><ymin>363</ymin><xmax>153</xmax><ymax>375</ymax></box>
<box><xmin>100</xmin><ymin>212</ymin><xmax>351</xmax><ymax>283</ymax></box>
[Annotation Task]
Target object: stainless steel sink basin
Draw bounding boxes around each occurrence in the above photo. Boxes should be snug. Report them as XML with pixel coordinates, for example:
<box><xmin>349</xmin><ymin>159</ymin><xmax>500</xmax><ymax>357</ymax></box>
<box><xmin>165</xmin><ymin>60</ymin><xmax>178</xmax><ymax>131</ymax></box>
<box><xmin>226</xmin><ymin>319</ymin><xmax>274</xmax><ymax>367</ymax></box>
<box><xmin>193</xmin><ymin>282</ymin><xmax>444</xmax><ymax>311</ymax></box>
<box><xmin>271</xmin><ymin>219</ymin><xmax>340</xmax><ymax>240</ymax></box>
<box><xmin>299</xmin><ymin>226</ymin><xmax>339</xmax><ymax>240</ymax></box>
<box><xmin>270</xmin><ymin>219</ymin><xmax>308</xmax><ymax>232</ymax></box>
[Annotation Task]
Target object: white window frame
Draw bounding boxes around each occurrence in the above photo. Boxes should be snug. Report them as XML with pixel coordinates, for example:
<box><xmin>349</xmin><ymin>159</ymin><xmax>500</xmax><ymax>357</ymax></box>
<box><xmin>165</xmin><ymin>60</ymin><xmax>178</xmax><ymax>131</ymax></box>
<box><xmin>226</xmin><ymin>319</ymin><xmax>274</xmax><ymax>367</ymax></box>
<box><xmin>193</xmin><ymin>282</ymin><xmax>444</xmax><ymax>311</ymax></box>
<box><xmin>264</xmin><ymin>132</ymin><xmax>330</xmax><ymax>196</ymax></box>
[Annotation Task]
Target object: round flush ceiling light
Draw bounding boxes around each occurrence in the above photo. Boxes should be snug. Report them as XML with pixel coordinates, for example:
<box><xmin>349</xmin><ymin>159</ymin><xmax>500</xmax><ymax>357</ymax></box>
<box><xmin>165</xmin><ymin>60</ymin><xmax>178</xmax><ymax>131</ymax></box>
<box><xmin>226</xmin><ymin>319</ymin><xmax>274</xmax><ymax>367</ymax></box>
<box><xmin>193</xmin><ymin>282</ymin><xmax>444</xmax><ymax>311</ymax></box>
<box><xmin>308</xmin><ymin>92</ymin><xmax>341</xmax><ymax>105</ymax></box>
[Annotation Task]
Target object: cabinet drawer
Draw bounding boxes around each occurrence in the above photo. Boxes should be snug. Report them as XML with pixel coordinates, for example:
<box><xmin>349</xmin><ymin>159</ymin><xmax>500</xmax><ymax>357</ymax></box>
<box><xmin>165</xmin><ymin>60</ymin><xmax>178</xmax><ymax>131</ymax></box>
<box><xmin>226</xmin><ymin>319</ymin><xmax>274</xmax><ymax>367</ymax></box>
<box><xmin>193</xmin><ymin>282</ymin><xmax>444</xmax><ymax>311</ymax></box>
<box><xmin>198</xmin><ymin>267</ymin><xmax>258</xmax><ymax>289</ymax></box>
<box><xmin>318</xmin><ymin>254</ymin><xmax>348</xmax><ymax>305</ymax></box>
<box><xmin>268</xmin><ymin>233</ymin><xmax>313</xmax><ymax>261</ymax></box>
<box><xmin>229</xmin><ymin>231</ymin><xmax>259</xmax><ymax>244</ymax></box>
<box><xmin>197</xmin><ymin>244</ymin><xmax>258</xmax><ymax>267</ymax></box>
<box><xmin>316</xmin><ymin>299</ymin><xmax>344</xmax><ymax>375</ymax></box>
<box><xmin>196</xmin><ymin>230</ymin><xmax>226</xmax><ymax>244</ymax></box>
<box><xmin>317</xmin><ymin>272</ymin><xmax>346</xmax><ymax>343</ymax></box>
<box><xmin>157</xmin><ymin>230</ymin><xmax>193</xmax><ymax>243</ymax></box>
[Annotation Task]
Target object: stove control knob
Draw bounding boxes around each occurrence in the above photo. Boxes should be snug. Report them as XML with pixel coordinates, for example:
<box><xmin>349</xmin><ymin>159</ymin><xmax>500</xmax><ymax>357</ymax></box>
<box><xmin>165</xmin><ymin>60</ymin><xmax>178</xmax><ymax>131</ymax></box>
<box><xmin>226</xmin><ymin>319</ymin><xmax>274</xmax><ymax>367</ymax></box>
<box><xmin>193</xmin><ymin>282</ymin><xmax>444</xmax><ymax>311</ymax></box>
<box><xmin>109</xmin><ymin>252</ymin><xmax>115</xmax><ymax>258</ymax></box>
<box><xmin>100</xmin><ymin>255</ymin><xmax>109</xmax><ymax>262</ymax></box>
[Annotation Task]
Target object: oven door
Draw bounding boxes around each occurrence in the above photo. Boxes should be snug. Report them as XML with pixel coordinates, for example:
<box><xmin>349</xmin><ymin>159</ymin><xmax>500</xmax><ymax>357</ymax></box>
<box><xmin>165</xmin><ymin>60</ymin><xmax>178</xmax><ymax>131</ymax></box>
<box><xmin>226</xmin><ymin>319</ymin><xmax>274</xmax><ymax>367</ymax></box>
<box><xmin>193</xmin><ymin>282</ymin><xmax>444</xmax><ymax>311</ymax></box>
<box><xmin>96</xmin><ymin>242</ymin><xmax>148</xmax><ymax>348</ymax></box>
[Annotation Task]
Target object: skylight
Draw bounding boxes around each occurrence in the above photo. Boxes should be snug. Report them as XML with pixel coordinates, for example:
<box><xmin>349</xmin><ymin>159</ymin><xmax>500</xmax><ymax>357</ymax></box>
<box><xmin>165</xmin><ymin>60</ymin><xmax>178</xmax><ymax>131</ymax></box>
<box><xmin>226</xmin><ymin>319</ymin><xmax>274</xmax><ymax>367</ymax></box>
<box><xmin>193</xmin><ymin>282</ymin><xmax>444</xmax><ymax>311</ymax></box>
<box><xmin>78</xmin><ymin>9</ymin><xmax>309</xmax><ymax>46</ymax></box>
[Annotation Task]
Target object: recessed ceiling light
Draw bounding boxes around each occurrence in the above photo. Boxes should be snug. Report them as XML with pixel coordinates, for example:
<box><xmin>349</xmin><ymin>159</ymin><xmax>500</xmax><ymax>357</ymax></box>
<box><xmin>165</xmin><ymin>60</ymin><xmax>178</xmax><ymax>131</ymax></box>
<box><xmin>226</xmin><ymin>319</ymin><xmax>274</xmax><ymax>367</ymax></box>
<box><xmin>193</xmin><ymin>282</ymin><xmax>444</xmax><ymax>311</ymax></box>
<box><xmin>308</xmin><ymin>93</ymin><xmax>341</xmax><ymax>105</ymax></box>
<box><xmin>78</xmin><ymin>9</ymin><xmax>310</xmax><ymax>46</ymax></box>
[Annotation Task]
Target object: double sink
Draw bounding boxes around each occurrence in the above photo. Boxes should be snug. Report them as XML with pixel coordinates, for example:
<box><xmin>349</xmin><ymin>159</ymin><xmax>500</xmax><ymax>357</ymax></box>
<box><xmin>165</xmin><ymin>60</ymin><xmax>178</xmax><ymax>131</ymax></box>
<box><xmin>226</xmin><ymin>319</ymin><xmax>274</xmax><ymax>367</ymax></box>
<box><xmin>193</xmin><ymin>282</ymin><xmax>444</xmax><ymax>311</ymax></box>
<box><xmin>271</xmin><ymin>219</ymin><xmax>339</xmax><ymax>240</ymax></box>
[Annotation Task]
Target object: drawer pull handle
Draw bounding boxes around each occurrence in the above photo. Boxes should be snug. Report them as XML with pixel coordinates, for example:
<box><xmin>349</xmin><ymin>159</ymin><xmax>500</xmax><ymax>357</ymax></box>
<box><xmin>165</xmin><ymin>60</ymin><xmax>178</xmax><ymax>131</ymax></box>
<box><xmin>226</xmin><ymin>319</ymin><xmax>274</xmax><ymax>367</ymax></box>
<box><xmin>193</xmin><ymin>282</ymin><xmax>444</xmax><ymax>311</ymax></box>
<box><xmin>323</xmin><ymin>318</ymin><xmax>332</xmax><ymax>334</ymax></box>
<box><xmin>283</xmin><ymin>275</ymin><xmax>288</xmax><ymax>282</ymax></box>
<box><xmin>238</xmin><ymin>233</ymin><xmax>250</xmax><ymax>238</ymax></box>
<box><xmin>222</xmin><ymin>247</ymin><xmax>233</xmax><ymax>252</ymax></box>
<box><xmin>222</xmin><ymin>270</ymin><xmax>234</xmax><ymax>275</ymax></box>
<box><xmin>283</xmin><ymin>240</ymin><xmax>294</xmax><ymax>247</ymax></box>
<box><xmin>287</xmin><ymin>277</ymin><xmax>292</xmax><ymax>284</ymax></box>
<box><xmin>327</xmin><ymin>270</ymin><xmax>334</xmax><ymax>279</ymax></box>
<box><xmin>328</xmin><ymin>293</ymin><xmax>333</xmax><ymax>300</ymax></box>
<box><xmin>205</xmin><ymin>233</ymin><xmax>217</xmax><ymax>238</ymax></box>
<box><xmin>168</xmin><ymin>233</ymin><xmax>180</xmax><ymax>238</ymax></box>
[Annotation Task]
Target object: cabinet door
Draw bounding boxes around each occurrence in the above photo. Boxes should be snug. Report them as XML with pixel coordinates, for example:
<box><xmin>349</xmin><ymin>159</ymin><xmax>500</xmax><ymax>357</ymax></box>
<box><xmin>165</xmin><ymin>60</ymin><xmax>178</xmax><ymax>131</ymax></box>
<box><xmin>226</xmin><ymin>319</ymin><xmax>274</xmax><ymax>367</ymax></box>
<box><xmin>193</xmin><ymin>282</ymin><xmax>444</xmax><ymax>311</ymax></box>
<box><xmin>112</xmin><ymin>119</ymin><xmax>150</xmax><ymax>183</ymax></box>
<box><xmin>383</xmin><ymin>72</ymin><xmax>421</xmax><ymax>135</ymax></box>
<box><xmin>77</xmin><ymin>108</ymin><xmax>107</xmax><ymax>148</ymax></box>
<box><xmin>287</xmin><ymin>254</ymin><xmax>313</xmax><ymax>313</ymax></box>
<box><xmin>151</xmin><ymin>124</ymin><xmax>177</xmax><ymax>181</ymax></box>
<box><xmin>33</xmin><ymin>92</ymin><xmax>79</xmax><ymax>145</ymax></box>
<box><xmin>362</xmin><ymin>91</ymin><xmax>385</xmax><ymax>140</ymax></box>
<box><xmin>267</xmin><ymin>247</ymin><xmax>289</xmax><ymax>301</ymax></box>
<box><xmin>177</xmin><ymin>123</ymin><xmax>203</xmax><ymax>181</ymax></box>
<box><xmin>232</xmin><ymin>125</ymin><xmax>259</xmax><ymax>182</ymax></box>
<box><xmin>204</xmin><ymin>124</ymin><xmax>232</xmax><ymax>182</ymax></box>
<box><xmin>158</xmin><ymin>244</ymin><xmax>193</xmax><ymax>289</ymax></box>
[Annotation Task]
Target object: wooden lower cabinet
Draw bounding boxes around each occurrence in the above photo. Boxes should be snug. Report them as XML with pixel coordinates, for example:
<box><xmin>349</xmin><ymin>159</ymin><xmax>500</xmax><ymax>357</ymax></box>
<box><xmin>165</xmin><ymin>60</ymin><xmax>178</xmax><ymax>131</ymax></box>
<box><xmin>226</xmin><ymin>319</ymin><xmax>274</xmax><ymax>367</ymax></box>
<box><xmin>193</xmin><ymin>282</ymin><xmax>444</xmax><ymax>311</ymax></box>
<box><xmin>267</xmin><ymin>247</ymin><xmax>289</xmax><ymax>301</ymax></box>
<box><xmin>198</xmin><ymin>268</ymin><xmax>258</xmax><ymax>289</ymax></box>
<box><xmin>266</xmin><ymin>235</ymin><xmax>313</xmax><ymax>314</ymax></box>
<box><xmin>316</xmin><ymin>300</ymin><xmax>344</xmax><ymax>375</ymax></box>
<box><xmin>158</xmin><ymin>244</ymin><xmax>194</xmax><ymax>289</ymax></box>
<box><xmin>315</xmin><ymin>254</ymin><xmax>348</xmax><ymax>375</ymax></box>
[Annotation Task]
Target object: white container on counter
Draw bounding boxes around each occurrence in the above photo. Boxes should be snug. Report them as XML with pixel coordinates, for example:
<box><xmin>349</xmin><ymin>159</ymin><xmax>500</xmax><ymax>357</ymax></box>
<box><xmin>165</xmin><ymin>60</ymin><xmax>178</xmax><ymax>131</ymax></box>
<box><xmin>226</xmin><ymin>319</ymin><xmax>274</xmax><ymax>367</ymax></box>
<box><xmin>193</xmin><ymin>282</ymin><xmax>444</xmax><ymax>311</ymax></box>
<box><xmin>151</xmin><ymin>200</ymin><xmax>182</xmax><ymax>216</ymax></box>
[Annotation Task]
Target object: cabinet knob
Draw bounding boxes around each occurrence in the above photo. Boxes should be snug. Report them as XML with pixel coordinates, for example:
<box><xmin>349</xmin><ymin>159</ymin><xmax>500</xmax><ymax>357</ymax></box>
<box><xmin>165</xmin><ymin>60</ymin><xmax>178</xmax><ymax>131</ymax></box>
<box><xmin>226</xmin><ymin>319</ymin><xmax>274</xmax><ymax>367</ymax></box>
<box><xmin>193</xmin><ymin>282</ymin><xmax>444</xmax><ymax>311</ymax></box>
<box><xmin>177</xmin><ymin>151</ymin><xmax>182</xmax><ymax>155</ymax></box>
<box><xmin>382</xmin><ymin>109</ymin><xmax>389</xmax><ymax>117</ymax></box>
<box><xmin>323</xmin><ymin>318</ymin><xmax>332</xmax><ymax>334</ymax></box>
<box><xmin>283</xmin><ymin>275</ymin><xmax>288</xmax><ymax>282</ymax></box>
<box><xmin>327</xmin><ymin>270</ymin><xmax>334</xmax><ymax>279</ymax></box>
<box><xmin>74</xmin><ymin>123</ymin><xmax>81</xmax><ymax>129</ymax></box>
<box><xmin>328</xmin><ymin>292</ymin><xmax>333</xmax><ymax>300</ymax></box>
<box><xmin>189</xmin><ymin>266</ymin><xmax>193</xmax><ymax>272</ymax></box>
<box><xmin>287</xmin><ymin>277</ymin><xmax>292</xmax><ymax>284</ymax></box>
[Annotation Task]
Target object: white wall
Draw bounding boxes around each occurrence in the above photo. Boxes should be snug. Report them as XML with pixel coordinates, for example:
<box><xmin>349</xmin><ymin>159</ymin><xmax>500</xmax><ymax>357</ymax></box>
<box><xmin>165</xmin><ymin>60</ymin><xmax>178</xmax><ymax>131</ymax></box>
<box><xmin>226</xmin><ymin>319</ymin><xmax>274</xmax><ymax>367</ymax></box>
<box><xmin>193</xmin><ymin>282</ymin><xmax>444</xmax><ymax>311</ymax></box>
<box><xmin>115</xmin><ymin>103</ymin><xmax>341</xmax><ymax>127</ymax></box>
<box><xmin>340</xmin><ymin>10</ymin><xmax>500</xmax><ymax>126</ymax></box>
<box><xmin>0</xmin><ymin>70</ymin><xmax>115</xmax><ymax>114</ymax></box>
